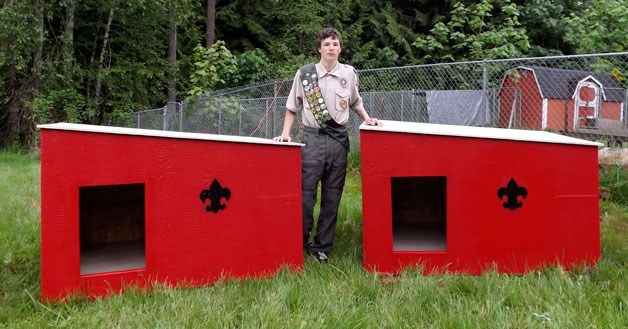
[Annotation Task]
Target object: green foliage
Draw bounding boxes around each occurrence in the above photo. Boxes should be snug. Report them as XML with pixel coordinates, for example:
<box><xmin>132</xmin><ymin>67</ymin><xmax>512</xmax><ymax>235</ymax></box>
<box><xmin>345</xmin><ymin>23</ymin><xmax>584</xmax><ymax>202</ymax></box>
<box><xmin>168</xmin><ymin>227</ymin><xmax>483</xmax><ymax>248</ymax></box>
<box><xmin>413</xmin><ymin>0</ymin><xmax>530</xmax><ymax>63</ymax></box>
<box><xmin>563</xmin><ymin>0</ymin><xmax>628</xmax><ymax>54</ymax></box>
<box><xmin>0</xmin><ymin>1</ymin><xmax>38</xmax><ymax>75</ymax></box>
<box><xmin>352</xmin><ymin>45</ymin><xmax>400</xmax><ymax>69</ymax></box>
<box><xmin>515</xmin><ymin>0</ymin><xmax>579</xmax><ymax>56</ymax></box>
<box><xmin>30</xmin><ymin>88</ymin><xmax>85</xmax><ymax>124</ymax></box>
<box><xmin>213</xmin><ymin>0</ymin><xmax>449</xmax><ymax>72</ymax></box>
<box><xmin>187</xmin><ymin>41</ymin><xmax>238</xmax><ymax>99</ymax></box>
<box><xmin>0</xmin><ymin>0</ymin><xmax>41</xmax><ymax>147</ymax></box>
<box><xmin>600</xmin><ymin>164</ymin><xmax>628</xmax><ymax>206</ymax></box>
<box><xmin>2</xmin><ymin>0</ymin><xmax>627</xmax><ymax>149</ymax></box>
<box><xmin>234</xmin><ymin>48</ymin><xmax>272</xmax><ymax>85</ymax></box>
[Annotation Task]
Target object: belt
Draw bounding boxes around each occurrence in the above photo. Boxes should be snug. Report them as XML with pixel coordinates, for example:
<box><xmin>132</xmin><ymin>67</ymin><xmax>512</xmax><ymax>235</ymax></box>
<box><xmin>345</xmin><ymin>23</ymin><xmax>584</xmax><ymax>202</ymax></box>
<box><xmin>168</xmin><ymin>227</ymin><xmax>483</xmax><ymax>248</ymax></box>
<box><xmin>303</xmin><ymin>125</ymin><xmax>349</xmax><ymax>150</ymax></box>
<box><xmin>304</xmin><ymin>120</ymin><xmax>344</xmax><ymax>132</ymax></box>
<box><xmin>304</xmin><ymin>124</ymin><xmax>344</xmax><ymax>134</ymax></box>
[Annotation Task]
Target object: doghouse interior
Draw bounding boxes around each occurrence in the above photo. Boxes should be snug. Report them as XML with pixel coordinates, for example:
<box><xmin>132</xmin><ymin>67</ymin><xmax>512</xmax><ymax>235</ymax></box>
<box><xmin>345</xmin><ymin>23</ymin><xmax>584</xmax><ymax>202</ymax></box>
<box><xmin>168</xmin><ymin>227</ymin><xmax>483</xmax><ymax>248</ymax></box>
<box><xmin>79</xmin><ymin>183</ymin><xmax>146</xmax><ymax>275</ymax></box>
<box><xmin>391</xmin><ymin>176</ymin><xmax>447</xmax><ymax>251</ymax></box>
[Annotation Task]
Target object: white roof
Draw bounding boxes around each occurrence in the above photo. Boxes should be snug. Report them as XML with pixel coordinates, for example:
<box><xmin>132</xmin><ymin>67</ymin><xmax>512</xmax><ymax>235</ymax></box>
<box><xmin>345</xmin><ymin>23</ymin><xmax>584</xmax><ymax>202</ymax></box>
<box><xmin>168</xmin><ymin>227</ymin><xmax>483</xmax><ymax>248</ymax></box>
<box><xmin>360</xmin><ymin>120</ymin><xmax>602</xmax><ymax>147</ymax></box>
<box><xmin>37</xmin><ymin>123</ymin><xmax>304</xmax><ymax>147</ymax></box>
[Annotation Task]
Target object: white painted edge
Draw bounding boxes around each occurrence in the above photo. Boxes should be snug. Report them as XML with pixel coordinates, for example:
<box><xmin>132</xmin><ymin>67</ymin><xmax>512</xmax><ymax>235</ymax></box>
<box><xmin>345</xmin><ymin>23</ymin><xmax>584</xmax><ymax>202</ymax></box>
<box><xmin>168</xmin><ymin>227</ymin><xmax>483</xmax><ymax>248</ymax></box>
<box><xmin>37</xmin><ymin>123</ymin><xmax>304</xmax><ymax>147</ymax></box>
<box><xmin>360</xmin><ymin>120</ymin><xmax>603</xmax><ymax>147</ymax></box>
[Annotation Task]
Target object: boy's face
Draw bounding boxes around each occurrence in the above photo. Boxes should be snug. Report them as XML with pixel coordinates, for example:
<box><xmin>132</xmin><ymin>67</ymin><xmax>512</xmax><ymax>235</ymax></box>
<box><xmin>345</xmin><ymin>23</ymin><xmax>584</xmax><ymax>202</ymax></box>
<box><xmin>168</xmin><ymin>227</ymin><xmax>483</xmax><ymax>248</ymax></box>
<box><xmin>318</xmin><ymin>37</ymin><xmax>341</xmax><ymax>62</ymax></box>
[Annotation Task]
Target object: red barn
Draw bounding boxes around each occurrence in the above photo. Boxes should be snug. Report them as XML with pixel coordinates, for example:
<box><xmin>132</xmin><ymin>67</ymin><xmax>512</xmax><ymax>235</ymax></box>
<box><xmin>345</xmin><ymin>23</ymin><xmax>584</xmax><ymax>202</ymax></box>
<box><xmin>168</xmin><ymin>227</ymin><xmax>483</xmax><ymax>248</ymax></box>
<box><xmin>39</xmin><ymin>123</ymin><xmax>303</xmax><ymax>302</ymax></box>
<box><xmin>498</xmin><ymin>66</ymin><xmax>626</xmax><ymax>140</ymax></box>
<box><xmin>360</xmin><ymin>120</ymin><xmax>601</xmax><ymax>275</ymax></box>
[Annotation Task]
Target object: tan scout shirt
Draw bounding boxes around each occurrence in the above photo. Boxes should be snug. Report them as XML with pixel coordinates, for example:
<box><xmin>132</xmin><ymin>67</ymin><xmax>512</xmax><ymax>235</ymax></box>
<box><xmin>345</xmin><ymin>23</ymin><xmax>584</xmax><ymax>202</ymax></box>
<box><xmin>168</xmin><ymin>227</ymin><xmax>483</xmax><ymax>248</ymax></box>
<box><xmin>286</xmin><ymin>61</ymin><xmax>365</xmax><ymax>128</ymax></box>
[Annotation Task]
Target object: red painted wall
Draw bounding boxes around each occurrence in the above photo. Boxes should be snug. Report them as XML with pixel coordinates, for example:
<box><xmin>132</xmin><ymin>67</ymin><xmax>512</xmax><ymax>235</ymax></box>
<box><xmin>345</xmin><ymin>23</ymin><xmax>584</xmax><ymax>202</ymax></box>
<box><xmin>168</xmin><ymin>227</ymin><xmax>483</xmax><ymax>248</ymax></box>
<box><xmin>360</xmin><ymin>123</ymin><xmax>600</xmax><ymax>275</ymax></box>
<box><xmin>498</xmin><ymin>70</ymin><xmax>543</xmax><ymax>130</ymax></box>
<box><xmin>40</xmin><ymin>124</ymin><xmax>303</xmax><ymax>302</ymax></box>
<box><xmin>547</xmin><ymin>99</ymin><xmax>623</xmax><ymax>130</ymax></box>
<box><xmin>546</xmin><ymin>99</ymin><xmax>570</xmax><ymax>131</ymax></box>
<box><xmin>600</xmin><ymin>102</ymin><xmax>623</xmax><ymax>121</ymax></box>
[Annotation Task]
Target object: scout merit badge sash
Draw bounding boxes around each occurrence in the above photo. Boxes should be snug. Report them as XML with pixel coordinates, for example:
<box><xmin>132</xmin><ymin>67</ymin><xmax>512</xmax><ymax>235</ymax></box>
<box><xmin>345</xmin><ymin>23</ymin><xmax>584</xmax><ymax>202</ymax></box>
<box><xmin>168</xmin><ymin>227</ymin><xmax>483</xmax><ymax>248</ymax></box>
<box><xmin>300</xmin><ymin>63</ymin><xmax>349</xmax><ymax>150</ymax></box>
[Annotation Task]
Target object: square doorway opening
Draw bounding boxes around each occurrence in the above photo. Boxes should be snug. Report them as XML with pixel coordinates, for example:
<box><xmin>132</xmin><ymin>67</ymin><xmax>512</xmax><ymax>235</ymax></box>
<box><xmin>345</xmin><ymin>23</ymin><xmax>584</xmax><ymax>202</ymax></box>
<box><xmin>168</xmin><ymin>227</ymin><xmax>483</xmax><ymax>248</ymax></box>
<box><xmin>79</xmin><ymin>183</ymin><xmax>146</xmax><ymax>275</ymax></box>
<box><xmin>391</xmin><ymin>176</ymin><xmax>446</xmax><ymax>251</ymax></box>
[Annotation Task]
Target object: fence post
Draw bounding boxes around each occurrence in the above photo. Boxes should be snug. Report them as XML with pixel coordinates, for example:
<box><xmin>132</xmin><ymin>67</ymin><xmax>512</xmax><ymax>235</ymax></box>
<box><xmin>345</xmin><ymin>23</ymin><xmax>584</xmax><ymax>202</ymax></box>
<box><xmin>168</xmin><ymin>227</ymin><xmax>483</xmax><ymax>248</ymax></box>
<box><xmin>401</xmin><ymin>92</ymin><xmax>405</xmax><ymax>121</ymax></box>
<box><xmin>162</xmin><ymin>105</ymin><xmax>167</xmax><ymax>130</ymax></box>
<box><xmin>179</xmin><ymin>102</ymin><xmax>183</xmax><ymax>131</ymax></box>
<box><xmin>482</xmin><ymin>59</ymin><xmax>490</xmax><ymax>125</ymax></box>
<box><xmin>136</xmin><ymin>112</ymin><xmax>140</xmax><ymax>129</ymax></box>
<box><xmin>624</xmin><ymin>89</ymin><xmax>628</xmax><ymax>128</ymax></box>
<box><xmin>238</xmin><ymin>100</ymin><xmax>242</xmax><ymax>135</ymax></box>
<box><xmin>273</xmin><ymin>83</ymin><xmax>278</xmax><ymax>136</ymax></box>
<box><xmin>219</xmin><ymin>96</ymin><xmax>223</xmax><ymax>134</ymax></box>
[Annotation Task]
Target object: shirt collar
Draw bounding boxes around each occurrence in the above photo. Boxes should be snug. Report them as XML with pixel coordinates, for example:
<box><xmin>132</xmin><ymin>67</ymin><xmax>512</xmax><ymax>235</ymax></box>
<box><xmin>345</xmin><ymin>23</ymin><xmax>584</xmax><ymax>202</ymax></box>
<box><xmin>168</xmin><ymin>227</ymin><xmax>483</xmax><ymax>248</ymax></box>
<box><xmin>316</xmin><ymin>61</ymin><xmax>340</xmax><ymax>78</ymax></box>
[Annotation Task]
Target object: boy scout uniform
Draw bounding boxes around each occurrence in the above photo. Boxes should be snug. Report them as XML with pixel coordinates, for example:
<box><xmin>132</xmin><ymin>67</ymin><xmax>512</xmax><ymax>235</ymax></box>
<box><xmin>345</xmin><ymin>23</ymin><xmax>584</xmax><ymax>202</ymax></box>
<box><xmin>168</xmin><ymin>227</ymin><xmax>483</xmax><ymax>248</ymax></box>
<box><xmin>286</xmin><ymin>61</ymin><xmax>365</xmax><ymax>254</ymax></box>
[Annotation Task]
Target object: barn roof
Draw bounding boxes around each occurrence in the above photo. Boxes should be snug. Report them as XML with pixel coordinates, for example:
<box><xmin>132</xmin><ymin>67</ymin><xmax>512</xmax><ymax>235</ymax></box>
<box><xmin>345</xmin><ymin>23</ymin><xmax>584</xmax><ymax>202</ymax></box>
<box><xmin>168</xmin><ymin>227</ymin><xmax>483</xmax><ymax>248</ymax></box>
<box><xmin>519</xmin><ymin>66</ymin><xmax>625</xmax><ymax>102</ymax></box>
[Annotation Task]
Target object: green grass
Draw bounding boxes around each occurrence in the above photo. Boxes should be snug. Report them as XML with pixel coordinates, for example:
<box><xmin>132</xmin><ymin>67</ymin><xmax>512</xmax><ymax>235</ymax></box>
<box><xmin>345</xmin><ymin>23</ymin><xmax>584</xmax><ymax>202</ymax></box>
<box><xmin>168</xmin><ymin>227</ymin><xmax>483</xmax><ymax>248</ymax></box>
<box><xmin>1</xmin><ymin>150</ymin><xmax>627</xmax><ymax>328</ymax></box>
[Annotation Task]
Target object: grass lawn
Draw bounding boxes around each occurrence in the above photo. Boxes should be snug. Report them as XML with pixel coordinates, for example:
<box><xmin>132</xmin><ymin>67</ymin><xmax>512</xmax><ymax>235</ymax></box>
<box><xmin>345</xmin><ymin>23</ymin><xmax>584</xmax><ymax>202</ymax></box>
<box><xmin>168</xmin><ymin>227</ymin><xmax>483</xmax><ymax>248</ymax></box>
<box><xmin>1</xmin><ymin>149</ymin><xmax>626</xmax><ymax>328</ymax></box>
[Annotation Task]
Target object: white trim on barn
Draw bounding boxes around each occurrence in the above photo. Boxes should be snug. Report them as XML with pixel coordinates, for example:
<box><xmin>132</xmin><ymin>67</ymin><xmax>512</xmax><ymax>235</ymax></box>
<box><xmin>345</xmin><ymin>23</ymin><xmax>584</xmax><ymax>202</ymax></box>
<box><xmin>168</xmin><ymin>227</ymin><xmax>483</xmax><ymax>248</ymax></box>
<box><xmin>572</xmin><ymin>81</ymin><xmax>601</xmax><ymax>130</ymax></box>
<box><xmin>518</xmin><ymin>66</ymin><xmax>546</xmax><ymax>99</ymax></box>
<box><xmin>571</xmin><ymin>75</ymin><xmax>607</xmax><ymax>101</ymax></box>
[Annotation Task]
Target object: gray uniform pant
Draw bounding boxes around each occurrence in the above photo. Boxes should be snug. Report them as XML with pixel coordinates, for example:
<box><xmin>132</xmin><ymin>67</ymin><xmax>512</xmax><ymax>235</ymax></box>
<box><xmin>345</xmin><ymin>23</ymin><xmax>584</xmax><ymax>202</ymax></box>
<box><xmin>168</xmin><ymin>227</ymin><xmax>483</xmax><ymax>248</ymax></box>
<box><xmin>301</xmin><ymin>126</ymin><xmax>348</xmax><ymax>253</ymax></box>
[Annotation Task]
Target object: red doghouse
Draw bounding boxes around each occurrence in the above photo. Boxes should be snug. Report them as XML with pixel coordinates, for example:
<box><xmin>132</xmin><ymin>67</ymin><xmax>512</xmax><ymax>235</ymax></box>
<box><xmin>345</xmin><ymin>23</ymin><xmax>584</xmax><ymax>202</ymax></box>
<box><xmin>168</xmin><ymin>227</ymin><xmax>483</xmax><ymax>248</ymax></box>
<box><xmin>39</xmin><ymin>123</ymin><xmax>303</xmax><ymax>302</ymax></box>
<box><xmin>360</xmin><ymin>120</ymin><xmax>601</xmax><ymax>274</ymax></box>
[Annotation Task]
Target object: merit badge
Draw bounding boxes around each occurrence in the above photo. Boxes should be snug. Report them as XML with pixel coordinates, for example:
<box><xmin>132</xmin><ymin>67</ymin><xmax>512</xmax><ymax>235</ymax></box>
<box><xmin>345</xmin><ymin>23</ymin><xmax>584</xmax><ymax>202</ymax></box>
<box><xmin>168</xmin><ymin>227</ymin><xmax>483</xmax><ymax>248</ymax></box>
<box><xmin>312</xmin><ymin>74</ymin><xmax>317</xmax><ymax>79</ymax></box>
<box><xmin>340</xmin><ymin>78</ymin><xmax>347</xmax><ymax>87</ymax></box>
<box><xmin>340</xmin><ymin>100</ymin><xmax>348</xmax><ymax>109</ymax></box>
<box><xmin>302</xmin><ymin>80</ymin><xmax>309</xmax><ymax>86</ymax></box>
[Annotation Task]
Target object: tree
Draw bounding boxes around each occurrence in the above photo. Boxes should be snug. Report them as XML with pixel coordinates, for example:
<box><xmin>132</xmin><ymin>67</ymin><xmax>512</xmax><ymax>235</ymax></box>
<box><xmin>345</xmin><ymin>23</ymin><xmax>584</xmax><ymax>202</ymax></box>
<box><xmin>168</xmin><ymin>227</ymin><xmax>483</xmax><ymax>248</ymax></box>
<box><xmin>0</xmin><ymin>0</ymin><xmax>40</xmax><ymax>148</ymax></box>
<box><xmin>3</xmin><ymin>0</ymin><xmax>596</xmax><ymax>150</ymax></box>
<box><xmin>514</xmin><ymin>0</ymin><xmax>582</xmax><ymax>56</ymax></box>
<box><xmin>563</xmin><ymin>0</ymin><xmax>628</xmax><ymax>54</ymax></box>
<box><xmin>187</xmin><ymin>41</ymin><xmax>237</xmax><ymax>98</ymax></box>
<box><xmin>206</xmin><ymin>0</ymin><xmax>216</xmax><ymax>47</ymax></box>
<box><xmin>234</xmin><ymin>49</ymin><xmax>271</xmax><ymax>85</ymax></box>
<box><xmin>90</xmin><ymin>4</ymin><xmax>115</xmax><ymax>123</ymax></box>
<box><xmin>412</xmin><ymin>0</ymin><xmax>530</xmax><ymax>63</ymax></box>
<box><xmin>168</xmin><ymin>3</ymin><xmax>177</xmax><ymax>103</ymax></box>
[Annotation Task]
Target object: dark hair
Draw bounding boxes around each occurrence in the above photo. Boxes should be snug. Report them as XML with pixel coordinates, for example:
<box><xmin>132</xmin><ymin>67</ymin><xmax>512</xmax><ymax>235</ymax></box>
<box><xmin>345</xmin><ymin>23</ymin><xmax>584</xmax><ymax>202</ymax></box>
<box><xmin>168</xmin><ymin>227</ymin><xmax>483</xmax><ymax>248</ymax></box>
<box><xmin>316</xmin><ymin>28</ymin><xmax>343</xmax><ymax>49</ymax></box>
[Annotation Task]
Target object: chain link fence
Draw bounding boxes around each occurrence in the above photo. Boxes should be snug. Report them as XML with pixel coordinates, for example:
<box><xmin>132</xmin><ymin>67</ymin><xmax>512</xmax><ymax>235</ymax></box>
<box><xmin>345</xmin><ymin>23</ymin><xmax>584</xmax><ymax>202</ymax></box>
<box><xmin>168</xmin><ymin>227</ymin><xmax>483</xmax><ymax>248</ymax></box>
<box><xmin>118</xmin><ymin>52</ymin><xmax>628</xmax><ymax>147</ymax></box>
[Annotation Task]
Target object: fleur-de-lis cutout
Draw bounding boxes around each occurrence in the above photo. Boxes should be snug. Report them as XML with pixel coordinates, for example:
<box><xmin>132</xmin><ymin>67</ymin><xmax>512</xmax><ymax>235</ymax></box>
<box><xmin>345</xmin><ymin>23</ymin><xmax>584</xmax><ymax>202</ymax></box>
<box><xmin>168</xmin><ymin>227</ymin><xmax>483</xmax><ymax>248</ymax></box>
<box><xmin>200</xmin><ymin>179</ymin><xmax>231</xmax><ymax>213</ymax></box>
<box><xmin>497</xmin><ymin>178</ymin><xmax>528</xmax><ymax>210</ymax></box>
